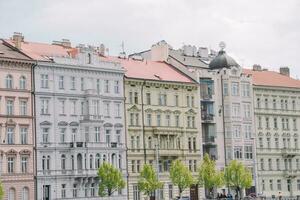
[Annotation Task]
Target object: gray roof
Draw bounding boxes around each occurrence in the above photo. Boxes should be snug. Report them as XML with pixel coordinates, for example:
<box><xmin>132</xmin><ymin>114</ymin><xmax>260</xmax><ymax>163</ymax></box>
<box><xmin>169</xmin><ymin>49</ymin><xmax>208</xmax><ymax>68</ymax></box>
<box><xmin>209</xmin><ymin>50</ymin><xmax>239</xmax><ymax>69</ymax></box>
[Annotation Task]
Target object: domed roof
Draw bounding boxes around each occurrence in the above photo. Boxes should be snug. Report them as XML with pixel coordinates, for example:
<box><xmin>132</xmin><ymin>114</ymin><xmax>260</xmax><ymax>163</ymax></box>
<box><xmin>209</xmin><ymin>43</ymin><xmax>239</xmax><ymax>69</ymax></box>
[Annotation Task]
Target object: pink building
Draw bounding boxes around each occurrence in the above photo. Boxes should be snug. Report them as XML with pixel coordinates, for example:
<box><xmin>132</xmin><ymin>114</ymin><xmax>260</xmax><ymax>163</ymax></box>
<box><xmin>0</xmin><ymin>38</ymin><xmax>35</xmax><ymax>200</ymax></box>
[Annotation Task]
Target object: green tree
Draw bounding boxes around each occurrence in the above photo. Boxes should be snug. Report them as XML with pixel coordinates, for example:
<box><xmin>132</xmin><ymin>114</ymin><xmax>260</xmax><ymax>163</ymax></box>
<box><xmin>138</xmin><ymin>164</ymin><xmax>163</xmax><ymax>199</ymax></box>
<box><xmin>97</xmin><ymin>162</ymin><xmax>125</xmax><ymax>197</ymax></box>
<box><xmin>224</xmin><ymin>160</ymin><xmax>252</xmax><ymax>199</ymax></box>
<box><xmin>198</xmin><ymin>154</ymin><xmax>224</xmax><ymax>199</ymax></box>
<box><xmin>0</xmin><ymin>180</ymin><xmax>4</xmax><ymax>200</ymax></box>
<box><xmin>170</xmin><ymin>160</ymin><xmax>194</xmax><ymax>198</ymax></box>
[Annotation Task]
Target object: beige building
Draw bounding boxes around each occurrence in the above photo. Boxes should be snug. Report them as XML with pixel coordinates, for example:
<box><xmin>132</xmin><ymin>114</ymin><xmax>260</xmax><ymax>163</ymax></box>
<box><xmin>117</xmin><ymin>57</ymin><xmax>202</xmax><ymax>200</ymax></box>
<box><xmin>245</xmin><ymin>66</ymin><xmax>300</xmax><ymax>198</ymax></box>
<box><xmin>0</xmin><ymin>38</ymin><xmax>35</xmax><ymax>200</ymax></box>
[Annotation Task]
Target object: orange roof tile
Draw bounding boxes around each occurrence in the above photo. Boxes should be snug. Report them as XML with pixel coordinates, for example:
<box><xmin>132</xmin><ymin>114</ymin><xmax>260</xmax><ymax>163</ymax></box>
<box><xmin>4</xmin><ymin>40</ymin><xmax>76</xmax><ymax>61</ymax></box>
<box><xmin>243</xmin><ymin>68</ymin><xmax>300</xmax><ymax>89</ymax></box>
<box><xmin>103</xmin><ymin>57</ymin><xmax>195</xmax><ymax>83</ymax></box>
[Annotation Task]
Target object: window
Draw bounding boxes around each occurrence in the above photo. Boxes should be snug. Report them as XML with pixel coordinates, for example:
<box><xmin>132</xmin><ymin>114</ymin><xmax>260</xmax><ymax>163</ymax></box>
<box><xmin>114</xmin><ymin>80</ymin><xmax>119</xmax><ymax>94</ymax></box>
<box><xmin>115</xmin><ymin>103</ymin><xmax>121</xmax><ymax>117</ymax></box>
<box><xmin>273</xmin><ymin>99</ymin><xmax>277</xmax><ymax>109</ymax></box>
<box><xmin>175</xmin><ymin>115</ymin><xmax>179</xmax><ymax>127</ymax></box>
<box><xmin>6</xmin><ymin>100</ymin><xmax>14</xmax><ymax>115</ymax></box>
<box><xmin>96</xmin><ymin>79</ymin><xmax>101</xmax><ymax>94</ymax></box>
<box><xmin>20</xmin><ymin>100</ymin><xmax>27</xmax><ymax>115</ymax></box>
<box><xmin>174</xmin><ymin>95</ymin><xmax>179</xmax><ymax>106</ymax></box>
<box><xmin>133</xmin><ymin>185</ymin><xmax>140</xmax><ymax>200</ymax></box>
<box><xmin>81</xmin><ymin>77</ymin><xmax>84</xmax><ymax>91</ymax></box>
<box><xmin>231</xmin><ymin>82</ymin><xmax>239</xmax><ymax>96</ymax></box>
<box><xmin>146</xmin><ymin>93</ymin><xmax>151</xmax><ymax>105</ymax></box>
<box><xmin>257</xmin><ymin>98</ymin><xmax>261</xmax><ymax>108</ymax></box>
<box><xmin>22</xmin><ymin>187</ymin><xmax>29</xmax><ymax>200</ymax></box>
<box><xmin>168</xmin><ymin>184</ymin><xmax>173</xmax><ymax>200</ymax></box>
<box><xmin>244</xmin><ymin>125</ymin><xmax>251</xmax><ymax>139</ymax></box>
<box><xmin>274</xmin><ymin>118</ymin><xmax>278</xmax><ymax>129</ymax></box>
<box><xmin>95</xmin><ymin>154</ymin><xmax>100</xmax><ymax>169</ymax></box>
<box><xmin>20</xmin><ymin>127</ymin><xmax>28</xmax><ymax>144</ymax></box>
<box><xmin>73</xmin><ymin>184</ymin><xmax>78</xmax><ymax>197</ymax></box>
<box><xmin>267</xmin><ymin>137</ymin><xmax>271</xmax><ymax>148</ymax></box>
<box><xmin>297</xmin><ymin>159</ymin><xmax>300</xmax><ymax>170</ymax></box>
<box><xmin>159</xmin><ymin>94</ymin><xmax>167</xmax><ymax>106</ymax></box>
<box><xmin>134</xmin><ymin>92</ymin><xmax>138</xmax><ymax>104</ymax></box>
<box><xmin>71</xmin><ymin>100</ymin><xmax>76</xmax><ymax>115</ymax></box>
<box><xmin>135</xmin><ymin>113</ymin><xmax>139</xmax><ymax>126</ymax></box>
<box><xmin>298</xmin><ymin>180</ymin><xmax>300</xmax><ymax>191</ymax></box>
<box><xmin>262</xmin><ymin>180</ymin><xmax>265</xmax><ymax>191</ymax></box>
<box><xmin>42</xmin><ymin>128</ymin><xmax>49</xmax><ymax>143</ymax></box>
<box><xmin>19</xmin><ymin>76</ymin><xmax>26</xmax><ymax>89</ymax></box>
<box><xmin>116</xmin><ymin>130</ymin><xmax>121</xmax><ymax>144</ymax></box>
<box><xmin>61</xmin><ymin>155</ymin><xmax>66</xmax><ymax>170</ymax></box>
<box><xmin>295</xmin><ymin>138</ymin><xmax>298</xmax><ymax>149</ymax></box>
<box><xmin>223</xmin><ymin>82</ymin><xmax>228</xmax><ymax>96</ymax></box>
<box><xmin>95</xmin><ymin>127</ymin><xmax>100</xmax><ymax>142</ymax></box>
<box><xmin>59</xmin><ymin>100</ymin><xmax>65</xmax><ymax>115</ymax></box>
<box><xmin>294</xmin><ymin>119</ymin><xmax>297</xmax><ymax>130</ymax></box>
<box><xmin>59</xmin><ymin>76</ymin><xmax>64</xmax><ymax>89</ymax></box>
<box><xmin>6</xmin><ymin>74</ymin><xmax>13</xmax><ymax>89</ymax></box>
<box><xmin>8</xmin><ymin>188</ymin><xmax>16</xmax><ymax>200</ymax></box>
<box><xmin>293</xmin><ymin>100</ymin><xmax>296</xmax><ymax>110</ymax></box>
<box><xmin>61</xmin><ymin>184</ymin><xmax>66</xmax><ymax>198</ymax></box>
<box><xmin>106</xmin><ymin>130</ymin><xmax>111</xmax><ymax>144</ymax></box>
<box><xmin>81</xmin><ymin>101</ymin><xmax>84</xmax><ymax>115</ymax></box>
<box><xmin>147</xmin><ymin>114</ymin><xmax>152</xmax><ymax>126</ymax></box>
<box><xmin>233</xmin><ymin>125</ymin><xmax>241</xmax><ymax>138</ymax></box>
<box><xmin>41</xmin><ymin>74</ymin><xmax>49</xmax><ymax>89</ymax></box>
<box><xmin>244</xmin><ymin>146</ymin><xmax>253</xmax><ymax>159</ymax></box>
<box><xmin>7</xmin><ymin>127</ymin><xmax>14</xmax><ymax>144</ymax></box>
<box><xmin>243</xmin><ymin>103</ymin><xmax>251</xmax><ymax>118</ymax></box>
<box><xmin>41</xmin><ymin>99</ymin><xmax>49</xmax><ymax>115</ymax></box>
<box><xmin>8</xmin><ymin>157</ymin><xmax>14</xmax><ymax>173</ymax></box>
<box><xmin>129</xmin><ymin>92</ymin><xmax>133</xmax><ymax>103</ymax></box>
<box><xmin>265</xmin><ymin>98</ymin><xmax>269</xmax><ymax>109</ymax></box>
<box><xmin>242</xmin><ymin>83</ymin><xmax>250</xmax><ymax>97</ymax></box>
<box><xmin>276</xmin><ymin>159</ymin><xmax>280</xmax><ymax>170</ymax></box>
<box><xmin>21</xmin><ymin>157</ymin><xmax>28</xmax><ymax>173</ymax></box>
<box><xmin>157</xmin><ymin>114</ymin><xmax>161</xmax><ymax>126</ymax></box>
<box><xmin>277</xmin><ymin>179</ymin><xmax>281</xmax><ymax>190</ymax></box>
<box><xmin>258</xmin><ymin>117</ymin><xmax>262</xmax><ymax>128</ymax></box>
<box><xmin>232</xmin><ymin>103</ymin><xmax>240</xmax><ymax>117</ymax></box>
<box><xmin>105</xmin><ymin>80</ymin><xmax>109</xmax><ymax>93</ymax></box>
<box><xmin>268</xmin><ymin>159</ymin><xmax>272</xmax><ymax>170</ymax></box>
<box><xmin>89</xmin><ymin>155</ymin><xmax>93</xmax><ymax>169</ymax></box>
<box><xmin>259</xmin><ymin>137</ymin><xmax>263</xmax><ymax>148</ymax></box>
<box><xmin>275</xmin><ymin>138</ymin><xmax>279</xmax><ymax>148</ymax></box>
<box><xmin>260</xmin><ymin>159</ymin><xmax>264</xmax><ymax>170</ymax></box>
<box><xmin>137</xmin><ymin>160</ymin><xmax>140</xmax><ymax>172</ymax></box>
<box><xmin>285</xmin><ymin>100</ymin><xmax>288</xmax><ymax>110</ymax></box>
<box><xmin>148</xmin><ymin>137</ymin><xmax>152</xmax><ymax>149</ymax></box>
<box><xmin>266</xmin><ymin>117</ymin><xmax>270</xmax><ymax>129</ymax></box>
<box><xmin>70</xmin><ymin>76</ymin><xmax>76</xmax><ymax>90</ymax></box>
<box><xmin>269</xmin><ymin>180</ymin><xmax>273</xmax><ymax>191</ymax></box>
<box><xmin>104</xmin><ymin>102</ymin><xmax>110</xmax><ymax>117</ymax></box>
<box><xmin>91</xmin><ymin>183</ymin><xmax>95</xmax><ymax>196</ymax></box>
<box><xmin>234</xmin><ymin>146</ymin><xmax>242</xmax><ymax>159</ymax></box>
<box><xmin>60</xmin><ymin>128</ymin><xmax>66</xmax><ymax>143</ymax></box>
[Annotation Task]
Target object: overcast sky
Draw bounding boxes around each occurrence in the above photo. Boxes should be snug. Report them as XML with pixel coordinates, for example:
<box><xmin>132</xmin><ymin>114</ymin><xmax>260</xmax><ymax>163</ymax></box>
<box><xmin>1</xmin><ymin>0</ymin><xmax>299</xmax><ymax>78</ymax></box>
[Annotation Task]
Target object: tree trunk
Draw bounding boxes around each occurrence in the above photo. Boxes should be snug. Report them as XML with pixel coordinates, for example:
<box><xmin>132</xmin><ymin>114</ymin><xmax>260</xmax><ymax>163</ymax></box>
<box><xmin>108</xmin><ymin>189</ymin><xmax>112</xmax><ymax>196</ymax></box>
<box><xmin>179</xmin><ymin>188</ymin><xmax>183</xmax><ymax>198</ymax></box>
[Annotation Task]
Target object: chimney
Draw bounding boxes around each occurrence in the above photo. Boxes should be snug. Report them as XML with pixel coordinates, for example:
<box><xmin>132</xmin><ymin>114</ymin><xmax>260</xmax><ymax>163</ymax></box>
<box><xmin>99</xmin><ymin>44</ymin><xmax>105</xmax><ymax>56</ymax></box>
<box><xmin>151</xmin><ymin>40</ymin><xmax>169</xmax><ymax>62</ymax></box>
<box><xmin>280</xmin><ymin>67</ymin><xmax>290</xmax><ymax>77</ymax></box>
<box><xmin>253</xmin><ymin>64</ymin><xmax>262</xmax><ymax>71</ymax></box>
<box><xmin>12</xmin><ymin>32</ymin><xmax>24</xmax><ymax>49</ymax></box>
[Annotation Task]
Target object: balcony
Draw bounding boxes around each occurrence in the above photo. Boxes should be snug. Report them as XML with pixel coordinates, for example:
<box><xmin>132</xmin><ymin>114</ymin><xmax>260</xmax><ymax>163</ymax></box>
<box><xmin>203</xmin><ymin>136</ymin><xmax>217</xmax><ymax>145</ymax></box>
<box><xmin>201</xmin><ymin>113</ymin><xmax>214</xmax><ymax>121</ymax></box>
<box><xmin>281</xmin><ymin>148</ymin><xmax>297</xmax><ymax>158</ymax></box>
<box><xmin>283</xmin><ymin>169</ymin><xmax>297</xmax><ymax>178</ymax></box>
<box><xmin>80</xmin><ymin>115</ymin><xmax>103</xmax><ymax>121</ymax></box>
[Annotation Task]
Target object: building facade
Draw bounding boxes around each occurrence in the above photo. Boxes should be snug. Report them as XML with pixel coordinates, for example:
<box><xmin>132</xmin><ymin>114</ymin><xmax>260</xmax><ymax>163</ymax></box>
<box><xmin>0</xmin><ymin>39</ymin><xmax>35</xmax><ymax>200</ymax></box>
<box><xmin>245</xmin><ymin>66</ymin><xmax>300</xmax><ymax>198</ymax></box>
<box><xmin>133</xmin><ymin>41</ymin><xmax>257</xmax><ymax>196</ymax></box>
<box><xmin>119</xmin><ymin>58</ymin><xmax>202</xmax><ymax>200</ymax></box>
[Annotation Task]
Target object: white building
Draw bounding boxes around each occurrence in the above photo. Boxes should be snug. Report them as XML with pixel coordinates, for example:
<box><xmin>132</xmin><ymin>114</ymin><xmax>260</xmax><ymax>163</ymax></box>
<box><xmin>15</xmin><ymin>39</ymin><xmax>127</xmax><ymax>200</ymax></box>
<box><xmin>245</xmin><ymin>66</ymin><xmax>300</xmax><ymax>198</ymax></box>
<box><xmin>132</xmin><ymin>41</ymin><xmax>257</xmax><ymax>196</ymax></box>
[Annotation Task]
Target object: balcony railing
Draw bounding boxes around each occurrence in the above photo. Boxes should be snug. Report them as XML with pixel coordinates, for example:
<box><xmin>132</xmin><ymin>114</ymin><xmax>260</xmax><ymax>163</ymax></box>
<box><xmin>281</xmin><ymin>148</ymin><xmax>297</xmax><ymax>157</ymax></box>
<box><xmin>283</xmin><ymin>169</ymin><xmax>297</xmax><ymax>178</ymax></box>
<box><xmin>201</xmin><ymin>113</ymin><xmax>214</xmax><ymax>121</ymax></box>
<box><xmin>80</xmin><ymin>115</ymin><xmax>102</xmax><ymax>121</ymax></box>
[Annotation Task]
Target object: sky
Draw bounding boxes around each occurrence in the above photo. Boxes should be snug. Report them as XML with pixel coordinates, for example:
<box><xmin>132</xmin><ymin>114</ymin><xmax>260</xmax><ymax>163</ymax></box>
<box><xmin>1</xmin><ymin>0</ymin><xmax>300</xmax><ymax>78</ymax></box>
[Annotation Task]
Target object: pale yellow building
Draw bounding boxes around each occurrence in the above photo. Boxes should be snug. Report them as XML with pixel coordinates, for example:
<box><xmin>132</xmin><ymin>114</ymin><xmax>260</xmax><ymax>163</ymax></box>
<box><xmin>119</xmin><ymin>58</ymin><xmax>202</xmax><ymax>200</ymax></box>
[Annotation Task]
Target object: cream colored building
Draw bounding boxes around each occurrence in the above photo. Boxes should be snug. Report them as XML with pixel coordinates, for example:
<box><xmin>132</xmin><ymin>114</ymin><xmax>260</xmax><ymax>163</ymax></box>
<box><xmin>245</xmin><ymin>66</ymin><xmax>300</xmax><ymax>198</ymax></box>
<box><xmin>0</xmin><ymin>38</ymin><xmax>35</xmax><ymax>200</ymax></box>
<box><xmin>119</xmin><ymin>58</ymin><xmax>202</xmax><ymax>200</ymax></box>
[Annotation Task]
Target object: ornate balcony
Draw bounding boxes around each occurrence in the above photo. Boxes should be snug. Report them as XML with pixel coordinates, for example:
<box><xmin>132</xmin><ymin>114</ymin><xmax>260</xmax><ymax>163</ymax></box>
<box><xmin>281</xmin><ymin>148</ymin><xmax>297</xmax><ymax>158</ymax></box>
<box><xmin>283</xmin><ymin>169</ymin><xmax>297</xmax><ymax>178</ymax></box>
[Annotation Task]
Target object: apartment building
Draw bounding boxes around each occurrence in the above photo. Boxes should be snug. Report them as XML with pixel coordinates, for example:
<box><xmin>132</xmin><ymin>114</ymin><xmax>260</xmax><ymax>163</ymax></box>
<box><xmin>4</xmin><ymin>34</ymin><xmax>127</xmax><ymax>200</ymax></box>
<box><xmin>245</xmin><ymin>66</ymin><xmax>300</xmax><ymax>198</ymax></box>
<box><xmin>0</xmin><ymin>38</ymin><xmax>35</xmax><ymax>200</ymax></box>
<box><xmin>115</xmin><ymin>57</ymin><xmax>202</xmax><ymax>200</ymax></box>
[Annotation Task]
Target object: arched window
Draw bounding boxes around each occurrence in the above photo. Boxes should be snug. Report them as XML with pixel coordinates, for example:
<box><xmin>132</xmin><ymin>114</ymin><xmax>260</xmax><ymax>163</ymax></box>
<box><xmin>112</xmin><ymin>153</ymin><xmax>116</xmax><ymax>167</ymax></box>
<box><xmin>22</xmin><ymin>187</ymin><xmax>29</xmax><ymax>200</ymax></box>
<box><xmin>91</xmin><ymin>183</ymin><xmax>95</xmax><ymax>197</ymax></box>
<box><xmin>95</xmin><ymin>153</ymin><xmax>100</xmax><ymax>169</ymax></box>
<box><xmin>103</xmin><ymin>154</ymin><xmax>106</xmax><ymax>162</ymax></box>
<box><xmin>8</xmin><ymin>187</ymin><xmax>16</xmax><ymax>200</ymax></box>
<box><xmin>89</xmin><ymin>154</ymin><xmax>93</xmax><ymax>169</ymax></box>
<box><xmin>71</xmin><ymin>155</ymin><xmax>74</xmax><ymax>170</ymax></box>
<box><xmin>19</xmin><ymin>76</ymin><xmax>26</xmax><ymax>89</ymax></box>
<box><xmin>6</xmin><ymin>74</ymin><xmax>13</xmax><ymax>89</ymax></box>
<box><xmin>87</xmin><ymin>53</ymin><xmax>91</xmax><ymax>64</ymax></box>
<box><xmin>42</xmin><ymin>156</ymin><xmax>46</xmax><ymax>170</ymax></box>
<box><xmin>61</xmin><ymin>154</ymin><xmax>66</xmax><ymax>170</ymax></box>
<box><xmin>47</xmin><ymin>155</ymin><xmax>50</xmax><ymax>170</ymax></box>
<box><xmin>118</xmin><ymin>155</ymin><xmax>122</xmax><ymax>169</ymax></box>
<box><xmin>77</xmin><ymin>154</ymin><xmax>83</xmax><ymax>170</ymax></box>
<box><xmin>148</xmin><ymin>137</ymin><xmax>152</xmax><ymax>149</ymax></box>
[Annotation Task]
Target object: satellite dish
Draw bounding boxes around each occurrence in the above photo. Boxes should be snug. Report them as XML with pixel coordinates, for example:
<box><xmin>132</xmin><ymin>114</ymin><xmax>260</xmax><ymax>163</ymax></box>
<box><xmin>219</xmin><ymin>41</ymin><xmax>226</xmax><ymax>50</ymax></box>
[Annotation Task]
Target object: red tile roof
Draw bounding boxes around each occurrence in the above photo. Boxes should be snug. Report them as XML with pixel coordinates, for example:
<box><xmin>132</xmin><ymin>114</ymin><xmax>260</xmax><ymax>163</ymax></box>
<box><xmin>103</xmin><ymin>57</ymin><xmax>195</xmax><ymax>83</ymax></box>
<box><xmin>4</xmin><ymin>40</ymin><xmax>75</xmax><ymax>61</ymax></box>
<box><xmin>243</xmin><ymin>68</ymin><xmax>300</xmax><ymax>89</ymax></box>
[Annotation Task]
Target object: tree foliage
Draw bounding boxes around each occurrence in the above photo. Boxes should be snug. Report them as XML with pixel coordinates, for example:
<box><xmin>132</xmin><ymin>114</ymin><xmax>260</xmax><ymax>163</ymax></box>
<box><xmin>0</xmin><ymin>180</ymin><xmax>3</xmax><ymax>200</ymax></box>
<box><xmin>138</xmin><ymin>164</ymin><xmax>163</xmax><ymax>198</ymax></box>
<box><xmin>224</xmin><ymin>160</ymin><xmax>252</xmax><ymax>198</ymax></box>
<box><xmin>198</xmin><ymin>154</ymin><xmax>224</xmax><ymax>198</ymax></box>
<box><xmin>170</xmin><ymin>160</ymin><xmax>194</xmax><ymax>197</ymax></box>
<box><xmin>97</xmin><ymin>162</ymin><xmax>125</xmax><ymax>197</ymax></box>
